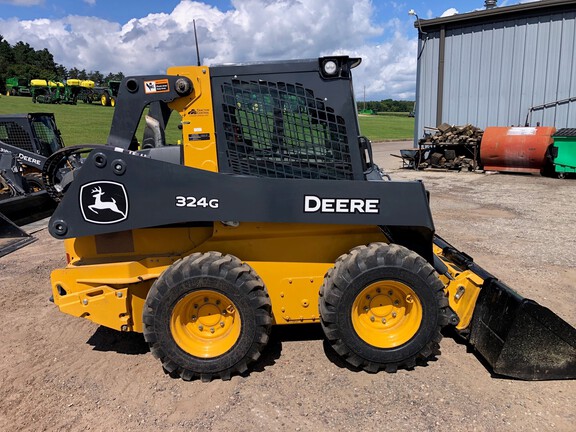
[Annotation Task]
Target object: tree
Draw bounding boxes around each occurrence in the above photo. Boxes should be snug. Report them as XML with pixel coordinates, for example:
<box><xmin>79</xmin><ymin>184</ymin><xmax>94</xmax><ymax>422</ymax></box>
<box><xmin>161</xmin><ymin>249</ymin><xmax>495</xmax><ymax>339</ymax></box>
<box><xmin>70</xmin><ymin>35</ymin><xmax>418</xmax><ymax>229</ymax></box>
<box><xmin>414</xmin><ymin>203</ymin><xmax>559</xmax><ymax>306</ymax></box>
<box><xmin>105</xmin><ymin>72</ymin><xmax>125</xmax><ymax>82</ymax></box>
<box><xmin>88</xmin><ymin>70</ymin><xmax>104</xmax><ymax>85</ymax></box>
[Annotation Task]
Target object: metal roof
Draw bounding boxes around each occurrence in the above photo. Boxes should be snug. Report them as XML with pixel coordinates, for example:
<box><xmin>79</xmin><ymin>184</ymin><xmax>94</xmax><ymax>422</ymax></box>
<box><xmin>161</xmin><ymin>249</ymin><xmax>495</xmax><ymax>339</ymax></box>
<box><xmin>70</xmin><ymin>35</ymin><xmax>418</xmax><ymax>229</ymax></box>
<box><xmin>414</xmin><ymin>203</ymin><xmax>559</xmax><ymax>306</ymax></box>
<box><xmin>416</xmin><ymin>0</ymin><xmax>576</xmax><ymax>30</ymax></box>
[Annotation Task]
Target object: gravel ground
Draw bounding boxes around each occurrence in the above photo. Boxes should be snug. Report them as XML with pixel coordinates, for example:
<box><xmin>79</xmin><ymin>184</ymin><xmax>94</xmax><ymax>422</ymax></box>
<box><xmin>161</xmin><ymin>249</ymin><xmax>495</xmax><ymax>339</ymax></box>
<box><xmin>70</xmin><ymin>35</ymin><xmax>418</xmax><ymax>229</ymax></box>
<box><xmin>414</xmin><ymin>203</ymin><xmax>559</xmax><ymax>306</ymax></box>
<box><xmin>0</xmin><ymin>140</ymin><xmax>574</xmax><ymax>431</ymax></box>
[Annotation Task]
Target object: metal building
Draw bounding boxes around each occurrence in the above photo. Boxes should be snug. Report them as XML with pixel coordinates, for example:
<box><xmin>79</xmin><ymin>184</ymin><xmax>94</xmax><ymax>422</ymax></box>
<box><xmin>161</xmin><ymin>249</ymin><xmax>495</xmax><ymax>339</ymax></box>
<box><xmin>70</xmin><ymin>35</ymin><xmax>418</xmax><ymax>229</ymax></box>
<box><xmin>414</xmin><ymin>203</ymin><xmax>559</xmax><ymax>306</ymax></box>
<box><xmin>414</xmin><ymin>0</ymin><xmax>576</xmax><ymax>142</ymax></box>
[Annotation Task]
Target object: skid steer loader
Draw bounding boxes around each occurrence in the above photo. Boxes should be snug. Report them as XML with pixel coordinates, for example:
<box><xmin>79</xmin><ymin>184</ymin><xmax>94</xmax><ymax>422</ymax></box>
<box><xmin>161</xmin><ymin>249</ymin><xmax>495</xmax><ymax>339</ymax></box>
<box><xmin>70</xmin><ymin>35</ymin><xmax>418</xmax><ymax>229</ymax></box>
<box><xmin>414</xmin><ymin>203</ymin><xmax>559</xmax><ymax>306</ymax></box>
<box><xmin>44</xmin><ymin>57</ymin><xmax>575</xmax><ymax>382</ymax></box>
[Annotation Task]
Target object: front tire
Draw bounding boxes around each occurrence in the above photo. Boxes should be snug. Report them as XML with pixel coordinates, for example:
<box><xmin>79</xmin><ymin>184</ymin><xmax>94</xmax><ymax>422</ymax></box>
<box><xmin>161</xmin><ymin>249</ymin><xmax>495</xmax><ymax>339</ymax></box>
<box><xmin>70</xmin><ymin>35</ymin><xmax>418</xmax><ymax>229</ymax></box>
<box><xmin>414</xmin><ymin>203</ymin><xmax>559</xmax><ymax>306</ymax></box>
<box><xmin>319</xmin><ymin>243</ymin><xmax>449</xmax><ymax>373</ymax></box>
<box><xmin>143</xmin><ymin>252</ymin><xmax>272</xmax><ymax>381</ymax></box>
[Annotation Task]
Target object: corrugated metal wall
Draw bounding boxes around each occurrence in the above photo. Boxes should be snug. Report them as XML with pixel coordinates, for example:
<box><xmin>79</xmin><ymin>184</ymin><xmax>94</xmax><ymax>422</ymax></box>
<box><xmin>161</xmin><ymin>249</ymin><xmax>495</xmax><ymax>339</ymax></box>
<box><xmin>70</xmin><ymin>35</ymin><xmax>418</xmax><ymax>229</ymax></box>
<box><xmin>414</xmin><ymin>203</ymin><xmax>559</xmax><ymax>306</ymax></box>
<box><xmin>415</xmin><ymin>8</ymin><xmax>576</xmax><ymax>142</ymax></box>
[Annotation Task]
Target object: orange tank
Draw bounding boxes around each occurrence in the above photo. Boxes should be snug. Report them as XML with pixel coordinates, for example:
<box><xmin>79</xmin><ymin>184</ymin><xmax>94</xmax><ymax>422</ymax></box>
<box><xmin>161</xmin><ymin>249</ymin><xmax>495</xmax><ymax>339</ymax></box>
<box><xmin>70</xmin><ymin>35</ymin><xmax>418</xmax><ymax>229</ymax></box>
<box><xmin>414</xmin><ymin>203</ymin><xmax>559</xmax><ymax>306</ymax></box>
<box><xmin>480</xmin><ymin>126</ymin><xmax>556</xmax><ymax>173</ymax></box>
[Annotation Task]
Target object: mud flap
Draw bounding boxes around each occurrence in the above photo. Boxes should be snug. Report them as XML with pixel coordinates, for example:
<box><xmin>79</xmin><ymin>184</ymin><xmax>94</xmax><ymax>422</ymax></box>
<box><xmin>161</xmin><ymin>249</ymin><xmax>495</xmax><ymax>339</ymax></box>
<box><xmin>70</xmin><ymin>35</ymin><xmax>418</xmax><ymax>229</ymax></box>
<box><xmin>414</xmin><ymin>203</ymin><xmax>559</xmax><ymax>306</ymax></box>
<box><xmin>468</xmin><ymin>278</ymin><xmax>576</xmax><ymax>380</ymax></box>
<box><xmin>0</xmin><ymin>211</ymin><xmax>36</xmax><ymax>258</ymax></box>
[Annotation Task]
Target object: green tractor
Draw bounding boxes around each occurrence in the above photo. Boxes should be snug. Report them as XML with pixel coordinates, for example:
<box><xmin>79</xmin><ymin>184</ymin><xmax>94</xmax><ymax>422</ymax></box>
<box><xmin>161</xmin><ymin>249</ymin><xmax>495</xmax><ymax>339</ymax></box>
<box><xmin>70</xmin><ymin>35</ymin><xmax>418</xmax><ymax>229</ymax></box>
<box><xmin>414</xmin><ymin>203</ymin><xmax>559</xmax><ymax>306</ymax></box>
<box><xmin>5</xmin><ymin>77</ymin><xmax>31</xmax><ymax>97</ymax></box>
<box><xmin>98</xmin><ymin>80</ymin><xmax>121</xmax><ymax>107</ymax></box>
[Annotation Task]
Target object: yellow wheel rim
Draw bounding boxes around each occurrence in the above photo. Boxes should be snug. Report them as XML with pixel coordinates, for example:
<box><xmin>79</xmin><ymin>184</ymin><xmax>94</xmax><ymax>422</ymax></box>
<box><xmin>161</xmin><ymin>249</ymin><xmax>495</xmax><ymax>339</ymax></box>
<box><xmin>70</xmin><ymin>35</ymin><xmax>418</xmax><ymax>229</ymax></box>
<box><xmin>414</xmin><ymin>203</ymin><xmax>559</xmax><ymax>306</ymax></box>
<box><xmin>101</xmin><ymin>94</ymin><xmax>107</xmax><ymax>106</ymax></box>
<box><xmin>171</xmin><ymin>290</ymin><xmax>241</xmax><ymax>358</ymax></box>
<box><xmin>351</xmin><ymin>281</ymin><xmax>422</xmax><ymax>348</ymax></box>
<box><xmin>111</xmin><ymin>98</ymin><xmax>115</xmax><ymax>107</ymax></box>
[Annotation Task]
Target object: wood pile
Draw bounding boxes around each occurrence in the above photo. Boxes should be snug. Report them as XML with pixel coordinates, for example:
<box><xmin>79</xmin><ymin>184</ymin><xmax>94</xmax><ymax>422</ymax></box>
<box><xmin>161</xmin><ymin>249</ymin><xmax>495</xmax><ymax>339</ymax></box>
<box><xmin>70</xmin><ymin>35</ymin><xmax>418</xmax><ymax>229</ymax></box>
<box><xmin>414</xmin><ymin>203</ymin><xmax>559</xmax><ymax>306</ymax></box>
<box><xmin>408</xmin><ymin>123</ymin><xmax>484</xmax><ymax>171</ymax></box>
<box><xmin>418</xmin><ymin>123</ymin><xmax>483</xmax><ymax>146</ymax></box>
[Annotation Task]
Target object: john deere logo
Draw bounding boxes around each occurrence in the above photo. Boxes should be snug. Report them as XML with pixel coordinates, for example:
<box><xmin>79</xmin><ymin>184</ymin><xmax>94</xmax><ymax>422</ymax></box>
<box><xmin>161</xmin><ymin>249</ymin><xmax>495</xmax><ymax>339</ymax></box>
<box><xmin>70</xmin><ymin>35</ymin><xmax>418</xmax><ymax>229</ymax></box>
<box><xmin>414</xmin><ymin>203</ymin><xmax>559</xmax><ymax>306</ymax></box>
<box><xmin>80</xmin><ymin>181</ymin><xmax>128</xmax><ymax>224</ymax></box>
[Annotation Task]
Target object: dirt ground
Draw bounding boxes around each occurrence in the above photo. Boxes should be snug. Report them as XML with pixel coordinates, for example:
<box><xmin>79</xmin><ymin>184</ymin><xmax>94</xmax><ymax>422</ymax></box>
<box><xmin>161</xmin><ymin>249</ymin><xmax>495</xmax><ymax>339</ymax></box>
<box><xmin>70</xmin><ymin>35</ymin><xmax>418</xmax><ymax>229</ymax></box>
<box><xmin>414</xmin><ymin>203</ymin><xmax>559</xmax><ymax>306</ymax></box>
<box><xmin>0</xmin><ymin>141</ymin><xmax>574</xmax><ymax>431</ymax></box>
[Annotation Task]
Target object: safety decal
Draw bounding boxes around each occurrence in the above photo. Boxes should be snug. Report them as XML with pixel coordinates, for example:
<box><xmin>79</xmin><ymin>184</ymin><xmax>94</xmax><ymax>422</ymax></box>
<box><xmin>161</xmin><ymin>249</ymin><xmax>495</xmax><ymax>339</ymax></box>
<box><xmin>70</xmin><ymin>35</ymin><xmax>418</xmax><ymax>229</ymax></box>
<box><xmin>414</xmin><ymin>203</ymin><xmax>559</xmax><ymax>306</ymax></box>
<box><xmin>80</xmin><ymin>181</ymin><xmax>129</xmax><ymax>224</ymax></box>
<box><xmin>144</xmin><ymin>79</ymin><xmax>170</xmax><ymax>94</ymax></box>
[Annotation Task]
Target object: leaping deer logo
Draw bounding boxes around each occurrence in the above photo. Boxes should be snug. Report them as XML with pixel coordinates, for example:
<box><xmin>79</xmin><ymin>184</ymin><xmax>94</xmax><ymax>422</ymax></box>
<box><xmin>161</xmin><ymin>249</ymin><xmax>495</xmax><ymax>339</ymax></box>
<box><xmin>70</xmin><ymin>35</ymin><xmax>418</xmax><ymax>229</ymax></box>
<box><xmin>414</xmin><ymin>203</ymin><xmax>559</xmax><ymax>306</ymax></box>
<box><xmin>88</xmin><ymin>186</ymin><xmax>127</xmax><ymax>218</ymax></box>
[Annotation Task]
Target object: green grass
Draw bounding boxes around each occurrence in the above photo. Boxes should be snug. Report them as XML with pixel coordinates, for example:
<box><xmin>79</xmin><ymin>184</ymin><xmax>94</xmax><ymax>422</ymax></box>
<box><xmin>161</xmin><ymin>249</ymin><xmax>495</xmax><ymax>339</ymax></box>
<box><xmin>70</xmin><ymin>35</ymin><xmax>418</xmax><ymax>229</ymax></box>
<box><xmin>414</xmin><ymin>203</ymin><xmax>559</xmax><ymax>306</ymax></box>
<box><xmin>358</xmin><ymin>113</ymin><xmax>415</xmax><ymax>141</ymax></box>
<box><xmin>0</xmin><ymin>95</ymin><xmax>415</xmax><ymax>145</ymax></box>
<box><xmin>0</xmin><ymin>95</ymin><xmax>116</xmax><ymax>145</ymax></box>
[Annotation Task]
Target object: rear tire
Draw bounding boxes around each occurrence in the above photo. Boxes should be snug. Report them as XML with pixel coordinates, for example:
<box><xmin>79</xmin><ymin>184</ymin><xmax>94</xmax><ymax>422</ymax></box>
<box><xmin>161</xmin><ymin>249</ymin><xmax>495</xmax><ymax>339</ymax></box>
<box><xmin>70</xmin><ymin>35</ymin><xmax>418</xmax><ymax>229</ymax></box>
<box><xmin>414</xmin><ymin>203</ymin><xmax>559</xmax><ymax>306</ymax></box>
<box><xmin>319</xmin><ymin>242</ymin><xmax>448</xmax><ymax>373</ymax></box>
<box><xmin>143</xmin><ymin>252</ymin><xmax>272</xmax><ymax>381</ymax></box>
<box><xmin>101</xmin><ymin>93</ymin><xmax>109</xmax><ymax>106</ymax></box>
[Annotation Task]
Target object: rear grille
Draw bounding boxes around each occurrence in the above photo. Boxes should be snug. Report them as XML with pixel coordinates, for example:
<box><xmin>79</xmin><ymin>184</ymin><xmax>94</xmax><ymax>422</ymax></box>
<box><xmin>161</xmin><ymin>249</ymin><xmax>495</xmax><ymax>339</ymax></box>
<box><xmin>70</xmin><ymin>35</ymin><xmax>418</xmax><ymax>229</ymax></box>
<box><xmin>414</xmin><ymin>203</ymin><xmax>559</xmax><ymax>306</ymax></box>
<box><xmin>221</xmin><ymin>80</ymin><xmax>353</xmax><ymax>180</ymax></box>
<box><xmin>0</xmin><ymin>122</ymin><xmax>34</xmax><ymax>152</ymax></box>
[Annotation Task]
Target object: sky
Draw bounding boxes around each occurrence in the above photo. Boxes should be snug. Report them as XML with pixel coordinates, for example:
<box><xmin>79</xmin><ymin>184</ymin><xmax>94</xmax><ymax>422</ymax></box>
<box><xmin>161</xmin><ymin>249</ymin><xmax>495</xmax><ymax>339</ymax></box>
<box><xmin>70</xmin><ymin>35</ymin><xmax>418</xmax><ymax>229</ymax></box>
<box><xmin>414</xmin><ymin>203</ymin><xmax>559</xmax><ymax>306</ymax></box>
<box><xmin>0</xmin><ymin>0</ymin><xmax>540</xmax><ymax>100</ymax></box>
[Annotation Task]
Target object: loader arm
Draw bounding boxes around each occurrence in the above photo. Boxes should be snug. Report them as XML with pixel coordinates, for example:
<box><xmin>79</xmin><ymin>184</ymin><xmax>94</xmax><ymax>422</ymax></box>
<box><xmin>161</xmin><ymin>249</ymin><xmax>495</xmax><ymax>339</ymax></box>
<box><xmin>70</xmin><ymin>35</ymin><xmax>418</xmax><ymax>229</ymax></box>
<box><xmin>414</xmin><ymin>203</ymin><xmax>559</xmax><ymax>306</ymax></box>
<box><xmin>0</xmin><ymin>140</ymin><xmax>47</xmax><ymax>170</ymax></box>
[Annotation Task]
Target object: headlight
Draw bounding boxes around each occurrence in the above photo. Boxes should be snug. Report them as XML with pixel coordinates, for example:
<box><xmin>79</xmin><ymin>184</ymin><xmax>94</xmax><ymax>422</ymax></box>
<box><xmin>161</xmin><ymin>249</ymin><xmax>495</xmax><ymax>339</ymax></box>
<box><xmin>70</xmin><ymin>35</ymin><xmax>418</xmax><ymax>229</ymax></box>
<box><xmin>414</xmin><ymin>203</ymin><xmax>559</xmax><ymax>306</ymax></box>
<box><xmin>322</xmin><ymin>60</ymin><xmax>338</xmax><ymax>76</ymax></box>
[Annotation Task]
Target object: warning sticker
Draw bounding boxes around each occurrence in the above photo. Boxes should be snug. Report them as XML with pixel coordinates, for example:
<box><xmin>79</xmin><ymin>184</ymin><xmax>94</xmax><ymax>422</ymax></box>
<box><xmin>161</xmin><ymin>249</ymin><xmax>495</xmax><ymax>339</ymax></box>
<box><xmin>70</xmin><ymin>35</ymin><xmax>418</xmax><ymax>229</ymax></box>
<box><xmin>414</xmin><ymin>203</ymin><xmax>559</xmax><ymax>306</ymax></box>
<box><xmin>189</xmin><ymin>133</ymin><xmax>211</xmax><ymax>141</ymax></box>
<box><xmin>144</xmin><ymin>79</ymin><xmax>170</xmax><ymax>94</ymax></box>
<box><xmin>507</xmin><ymin>127</ymin><xmax>537</xmax><ymax>136</ymax></box>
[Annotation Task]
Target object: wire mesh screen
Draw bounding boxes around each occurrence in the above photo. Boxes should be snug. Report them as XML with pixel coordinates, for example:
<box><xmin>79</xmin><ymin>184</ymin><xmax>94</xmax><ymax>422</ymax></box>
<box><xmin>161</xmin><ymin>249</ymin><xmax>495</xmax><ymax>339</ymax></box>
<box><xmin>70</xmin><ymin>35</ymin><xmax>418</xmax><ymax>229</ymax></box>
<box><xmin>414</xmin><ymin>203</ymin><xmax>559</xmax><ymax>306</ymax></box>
<box><xmin>31</xmin><ymin>118</ymin><xmax>61</xmax><ymax>154</ymax></box>
<box><xmin>221</xmin><ymin>80</ymin><xmax>353</xmax><ymax>179</ymax></box>
<box><xmin>0</xmin><ymin>122</ymin><xmax>34</xmax><ymax>152</ymax></box>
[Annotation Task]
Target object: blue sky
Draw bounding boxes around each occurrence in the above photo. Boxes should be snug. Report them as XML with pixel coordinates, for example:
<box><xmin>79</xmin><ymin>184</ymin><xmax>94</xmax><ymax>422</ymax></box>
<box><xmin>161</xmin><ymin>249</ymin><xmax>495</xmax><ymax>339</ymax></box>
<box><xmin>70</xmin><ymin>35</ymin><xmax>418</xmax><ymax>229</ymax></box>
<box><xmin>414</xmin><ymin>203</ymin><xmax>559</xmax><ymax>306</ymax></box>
<box><xmin>0</xmin><ymin>0</ymin><xmax>535</xmax><ymax>99</ymax></box>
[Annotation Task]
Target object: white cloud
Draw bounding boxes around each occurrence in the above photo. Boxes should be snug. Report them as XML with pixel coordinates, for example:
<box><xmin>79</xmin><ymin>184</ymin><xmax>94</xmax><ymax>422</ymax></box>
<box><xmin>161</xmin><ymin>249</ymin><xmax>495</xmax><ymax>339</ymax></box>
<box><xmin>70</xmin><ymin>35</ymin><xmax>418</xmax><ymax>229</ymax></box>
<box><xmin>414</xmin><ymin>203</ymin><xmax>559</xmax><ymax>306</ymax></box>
<box><xmin>0</xmin><ymin>0</ymin><xmax>419</xmax><ymax>99</ymax></box>
<box><xmin>83</xmin><ymin>0</ymin><xmax>96</xmax><ymax>5</ymax></box>
<box><xmin>440</xmin><ymin>8</ymin><xmax>458</xmax><ymax>17</ymax></box>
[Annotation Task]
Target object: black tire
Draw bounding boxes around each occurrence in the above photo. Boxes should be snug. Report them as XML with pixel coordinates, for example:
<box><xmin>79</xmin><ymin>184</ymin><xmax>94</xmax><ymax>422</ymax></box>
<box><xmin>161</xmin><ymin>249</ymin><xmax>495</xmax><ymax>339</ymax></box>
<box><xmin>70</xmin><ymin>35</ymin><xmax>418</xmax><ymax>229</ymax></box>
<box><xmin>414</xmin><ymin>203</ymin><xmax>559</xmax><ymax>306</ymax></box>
<box><xmin>23</xmin><ymin>172</ymin><xmax>44</xmax><ymax>192</ymax></box>
<box><xmin>101</xmin><ymin>93</ymin><xmax>109</xmax><ymax>106</ymax></box>
<box><xmin>143</xmin><ymin>252</ymin><xmax>272</xmax><ymax>382</ymax></box>
<box><xmin>319</xmin><ymin>242</ymin><xmax>449</xmax><ymax>373</ymax></box>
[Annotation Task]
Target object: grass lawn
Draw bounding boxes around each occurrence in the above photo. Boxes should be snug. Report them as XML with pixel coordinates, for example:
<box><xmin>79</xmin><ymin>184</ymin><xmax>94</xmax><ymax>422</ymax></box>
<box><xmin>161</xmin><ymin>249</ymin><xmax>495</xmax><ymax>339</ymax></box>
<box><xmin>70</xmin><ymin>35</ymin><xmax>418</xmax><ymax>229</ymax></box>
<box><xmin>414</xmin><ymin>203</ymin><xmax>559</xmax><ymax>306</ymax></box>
<box><xmin>0</xmin><ymin>95</ymin><xmax>415</xmax><ymax>145</ymax></box>
<box><xmin>358</xmin><ymin>113</ymin><xmax>415</xmax><ymax>141</ymax></box>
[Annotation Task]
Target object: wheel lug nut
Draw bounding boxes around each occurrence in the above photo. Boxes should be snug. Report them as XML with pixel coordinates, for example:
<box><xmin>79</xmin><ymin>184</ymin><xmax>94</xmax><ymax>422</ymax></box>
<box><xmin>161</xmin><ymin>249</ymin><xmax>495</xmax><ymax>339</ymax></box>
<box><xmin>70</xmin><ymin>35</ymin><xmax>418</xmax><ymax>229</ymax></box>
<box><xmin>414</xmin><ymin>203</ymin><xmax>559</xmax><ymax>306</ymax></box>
<box><xmin>364</xmin><ymin>306</ymin><xmax>369</xmax><ymax>312</ymax></box>
<box><xmin>392</xmin><ymin>312</ymin><xmax>397</xmax><ymax>318</ymax></box>
<box><xmin>394</xmin><ymin>300</ymin><xmax>400</xmax><ymax>306</ymax></box>
<box><xmin>210</xmin><ymin>327</ymin><xmax>215</xmax><ymax>333</ymax></box>
<box><xmin>220</xmin><ymin>321</ymin><xmax>225</xmax><ymax>327</ymax></box>
<box><xmin>192</xmin><ymin>315</ymin><xmax>197</xmax><ymax>321</ymax></box>
<box><xmin>381</xmin><ymin>318</ymin><xmax>386</xmax><ymax>324</ymax></box>
<box><xmin>198</xmin><ymin>325</ymin><xmax>204</xmax><ymax>331</ymax></box>
<box><xmin>370</xmin><ymin>316</ymin><xmax>375</xmax><ymax>322</ymax></box>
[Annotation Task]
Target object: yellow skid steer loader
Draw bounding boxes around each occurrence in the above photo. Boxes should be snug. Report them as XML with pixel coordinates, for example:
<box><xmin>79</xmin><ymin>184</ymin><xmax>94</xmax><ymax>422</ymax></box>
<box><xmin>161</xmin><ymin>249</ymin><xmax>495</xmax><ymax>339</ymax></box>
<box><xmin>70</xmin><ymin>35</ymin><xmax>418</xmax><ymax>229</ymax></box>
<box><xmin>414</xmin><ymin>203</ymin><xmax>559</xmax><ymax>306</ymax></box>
<box><xmin>44</xmin><ymin>57</ymin><xmax>575</xmax><ymax>382</ymax></box>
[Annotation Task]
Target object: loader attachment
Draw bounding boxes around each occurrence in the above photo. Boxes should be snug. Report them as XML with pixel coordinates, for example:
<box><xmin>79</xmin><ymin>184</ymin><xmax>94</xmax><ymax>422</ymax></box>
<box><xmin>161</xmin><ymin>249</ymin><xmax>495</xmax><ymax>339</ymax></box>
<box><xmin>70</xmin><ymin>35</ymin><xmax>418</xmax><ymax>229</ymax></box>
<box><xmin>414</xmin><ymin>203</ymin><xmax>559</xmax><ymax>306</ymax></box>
<box><xmin>0</xmin><ymin>191</ymin><xmax>57</xmax><ymax>257</ymax></box>
<box><xmin>0</xmin><ymin>211</ymin><xmax>36</xmax><ymax>257</ymax></box>
<box><xmin>469</xmin><ymin>278</ymin><xmax>576</xmax><ymax>380</ymax></box>
<box><xmin>435</xmin><ymin>236</ymin><xmax>576</xmax><ymax>380</ymax></box>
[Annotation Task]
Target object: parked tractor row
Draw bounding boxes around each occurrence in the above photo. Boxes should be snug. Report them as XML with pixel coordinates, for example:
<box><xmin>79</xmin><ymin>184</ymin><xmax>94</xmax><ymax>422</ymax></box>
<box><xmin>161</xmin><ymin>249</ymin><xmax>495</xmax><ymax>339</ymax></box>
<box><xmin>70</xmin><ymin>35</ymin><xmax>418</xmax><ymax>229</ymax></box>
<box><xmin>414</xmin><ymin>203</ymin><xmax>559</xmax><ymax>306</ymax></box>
<box><xmin>4</xmin><ymin>77</ymin><xmax>120</xmax><ymax>106</ymax></box>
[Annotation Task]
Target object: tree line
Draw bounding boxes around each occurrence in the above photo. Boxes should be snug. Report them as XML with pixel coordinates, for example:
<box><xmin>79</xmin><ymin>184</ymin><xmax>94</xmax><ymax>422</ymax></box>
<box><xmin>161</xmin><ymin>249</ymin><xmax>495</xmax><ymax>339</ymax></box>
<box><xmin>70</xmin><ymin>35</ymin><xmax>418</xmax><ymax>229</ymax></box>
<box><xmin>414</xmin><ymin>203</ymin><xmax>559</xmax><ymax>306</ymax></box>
<box><xmin>0</xmin><ymin>36</ymin><xmax>124</xmax><ymax>92</ymax></box>
<box><xmin>357</xmin><ymin>99</ymin><xmax>415</xmax><ymax>113</ymax></box>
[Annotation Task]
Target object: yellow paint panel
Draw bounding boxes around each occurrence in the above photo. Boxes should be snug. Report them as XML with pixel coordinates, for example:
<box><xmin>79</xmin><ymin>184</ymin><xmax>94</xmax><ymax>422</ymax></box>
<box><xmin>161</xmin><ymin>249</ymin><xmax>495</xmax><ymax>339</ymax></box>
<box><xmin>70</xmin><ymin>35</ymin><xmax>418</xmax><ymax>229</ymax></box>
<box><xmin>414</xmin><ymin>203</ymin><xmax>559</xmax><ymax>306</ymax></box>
<box><xmin>53</xmin><ymin>223</ymin><xmax>389</xmax><ymax>332</ymax></box>
<box><xmin>167</xmin><ymin>65</ymin><xmax>218</xmax><ymax>172</ymax></box>
<box><xmin>248</xmin><ymin>261</ymin><xmax>332</xmax><ymax>324</ymax></box>
<box><xmin>433</xmin><ymin>244</ymin><xmax>484</xmax><ymax>330</ymax></box>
